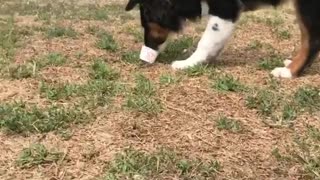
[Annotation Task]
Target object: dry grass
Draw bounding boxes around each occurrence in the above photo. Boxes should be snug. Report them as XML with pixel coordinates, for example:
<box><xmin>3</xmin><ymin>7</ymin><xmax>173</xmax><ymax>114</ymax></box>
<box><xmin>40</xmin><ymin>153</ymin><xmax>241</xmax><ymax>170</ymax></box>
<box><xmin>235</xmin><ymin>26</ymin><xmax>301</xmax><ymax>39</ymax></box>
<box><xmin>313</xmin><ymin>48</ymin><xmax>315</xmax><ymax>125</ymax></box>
<box><xmin>0</xmin><ymin>0</ymin><xmax>320</xmax><ymax>179</ymax></box>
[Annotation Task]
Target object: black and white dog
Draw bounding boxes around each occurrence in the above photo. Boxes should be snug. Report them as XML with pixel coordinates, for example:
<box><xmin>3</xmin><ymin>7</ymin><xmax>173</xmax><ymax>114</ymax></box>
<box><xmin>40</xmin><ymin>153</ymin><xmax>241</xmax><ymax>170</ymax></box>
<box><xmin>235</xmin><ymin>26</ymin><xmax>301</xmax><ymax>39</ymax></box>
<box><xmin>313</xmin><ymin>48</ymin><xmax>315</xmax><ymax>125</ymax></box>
<box><xmin>125</xmin><ymin>0</ymin><xmax>320</xmax><ymax>78</ymax></box>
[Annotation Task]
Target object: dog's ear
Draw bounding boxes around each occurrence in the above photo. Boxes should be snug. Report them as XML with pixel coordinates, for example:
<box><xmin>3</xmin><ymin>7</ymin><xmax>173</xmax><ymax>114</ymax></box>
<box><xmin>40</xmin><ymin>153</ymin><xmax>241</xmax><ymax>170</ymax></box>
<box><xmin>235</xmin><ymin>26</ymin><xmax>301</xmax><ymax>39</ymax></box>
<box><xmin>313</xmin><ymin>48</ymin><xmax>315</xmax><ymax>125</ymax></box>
<box><xmin>125</xmin><ymin>0</ymin><xmax>141</xmax><ymax>11</ymax></box>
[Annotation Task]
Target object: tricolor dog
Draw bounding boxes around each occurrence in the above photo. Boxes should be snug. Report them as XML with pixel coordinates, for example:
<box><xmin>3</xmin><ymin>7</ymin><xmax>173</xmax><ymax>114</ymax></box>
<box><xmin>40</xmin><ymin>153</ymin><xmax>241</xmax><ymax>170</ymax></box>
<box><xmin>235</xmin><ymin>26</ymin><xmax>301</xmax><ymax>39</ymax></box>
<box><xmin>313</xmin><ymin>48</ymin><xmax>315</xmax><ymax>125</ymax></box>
<box><xmin>125</xmin><ymin>0</ymin><xmax>320</xmax><ymax>78</ymax></box>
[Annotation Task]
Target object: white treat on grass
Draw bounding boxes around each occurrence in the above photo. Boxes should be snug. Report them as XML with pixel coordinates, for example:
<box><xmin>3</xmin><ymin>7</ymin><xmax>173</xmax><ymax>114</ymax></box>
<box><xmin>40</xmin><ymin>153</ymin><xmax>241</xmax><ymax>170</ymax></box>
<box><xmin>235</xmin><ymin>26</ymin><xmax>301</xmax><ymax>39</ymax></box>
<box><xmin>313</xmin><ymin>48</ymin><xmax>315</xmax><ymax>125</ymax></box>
<box><xmin>139</xmin><ymin>45</ymin><xmax>159</xmax><ymax>63</ymax></box>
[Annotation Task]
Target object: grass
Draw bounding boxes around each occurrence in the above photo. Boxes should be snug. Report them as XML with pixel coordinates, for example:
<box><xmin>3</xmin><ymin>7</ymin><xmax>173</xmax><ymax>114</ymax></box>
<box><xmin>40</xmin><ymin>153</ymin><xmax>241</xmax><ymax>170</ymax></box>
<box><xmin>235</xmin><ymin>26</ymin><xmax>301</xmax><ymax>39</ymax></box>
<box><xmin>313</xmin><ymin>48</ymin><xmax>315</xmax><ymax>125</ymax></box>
<box><xmin>46</xmin><ymin>26</ymin><xmax>77</xmax><ymax>38</ymax></box>
<box><xmin>8</xmin><ymin>63</ymin><xmax>36</xmax><ymax>79</ymax></box>
<box><xmin>274</xmin><ymin>126</ymin><xmax>320</xmax><ymax>179</ymax></box>
<box><xmin>246</xmin><ymin>89</ymin><xmax>279</xmax><ymax>117</ymax></box>
<box><xmin>294</xmin><ymin>86</ymin><xmax>320</xmax><ymax>112</ymax></box>
<box><xmin>40</xmin><ymin>82</ymin><xmax>79</xmax><ymax>100</ymax></box>
<box><xmin>213</xmin><ymin>74</ymin><xmax>246</xmax><ymax>92</ymax></box>
<box><xmin>40</xmin><ymin>60</ymin><xmax>122</xmax><ymax>102</ymax></box>
<box><xmin>184</xmin><ymin>65</ymin><xmax>211</xmax><ymax>77</ymax></box>
<box><xmin>125</xmin><ymin>74</ymin><xmax>162</xmax><ymax>115</ymax></box>
<box><xmin>0</xmin><ymin>16</ymin><xmax>23</xmax><ymax>74</ymax></box>
<box><xmin>121</xmin><ymin>51</ymin><xmax>140</xmax><ymax>64</ymax></box>
<box><xmin>247</xmin><ymin>40</ymin><xmax>264</xmax><ymax>50</ymax></box>
<box><xmin>275</xmin><ymin>29</ymin><xmax>292</xmax><ymax>40</ymax></box>
<box><xmin>16</xmin><ymin>143</ymin><xmax>64</xmax><ymax>169</ymax></box>
<box><xmin>7</xmin><ymin>52</ymin><xmax>67</xmax><ymax>79</ymax></box>
<box><xmin>0</xmin><ymin>102</ymin><xmax>89</xmax><ymax>134</ymax></box>
<box><xmin>90</xmin><ymin>59</ymin><xmax>120</xmax><ymax>80</ymax></box>
<box><xmin>245</xmin><ymin>85</ymin><xmax>320</xmax><ymax>124</ymax></box>
<box><xmin>159</xmin><ymin>74</ymin><xmax>179</xmax><ymax>86</ymax></box>
<box><xmin>258</xmin><ymin>55</ymin><xmax>284</xmax><ymax>70</ymax></box>
<box><xmin>104</xmin><ymin>148</ymin><xmax>220</xmax><ymax>180</ymax></box>
<box><xmin>216</xmin><ymin>116</ymin><xmax>243</xmax><ymax>133</ymax></box>
<box><xmin>126</xmin><ymin>27</ymin><xmax>144</xmax><ymax>42</ymax></box>
<box><xmin>96</xmin><ymin>32</ymin><xmax>118</xmax><ymax>52</ymax></box>
<box><xmin>159</xmin><ymin>37</ymin><xmax>194</xmax><ymax>63</ymax></box>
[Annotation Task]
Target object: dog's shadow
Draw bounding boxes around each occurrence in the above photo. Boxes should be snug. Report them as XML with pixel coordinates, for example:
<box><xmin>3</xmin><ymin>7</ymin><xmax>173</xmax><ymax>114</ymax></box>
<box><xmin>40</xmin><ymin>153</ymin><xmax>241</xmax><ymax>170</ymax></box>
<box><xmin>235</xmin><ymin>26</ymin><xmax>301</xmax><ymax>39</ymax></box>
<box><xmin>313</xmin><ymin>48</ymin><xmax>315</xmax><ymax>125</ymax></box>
<box><xmin>157</xmin><ymin>46</ymin><xmax>320</xmax><ymax>75</ymax></box>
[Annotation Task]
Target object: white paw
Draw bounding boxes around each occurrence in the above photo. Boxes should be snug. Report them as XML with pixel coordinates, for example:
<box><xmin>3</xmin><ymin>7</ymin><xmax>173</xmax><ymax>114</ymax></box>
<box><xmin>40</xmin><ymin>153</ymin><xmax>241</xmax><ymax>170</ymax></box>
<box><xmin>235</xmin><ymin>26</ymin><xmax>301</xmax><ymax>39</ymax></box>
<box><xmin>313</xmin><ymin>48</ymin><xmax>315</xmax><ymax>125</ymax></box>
<box><xmin>271</xmin><ymin>67</ymin><xmax>292</xmax><ymax>78</ymax></box>
<box><xmin>284</xmin><ymin>59</ymin><xmax>292</xmax><ymax>67</ymax></box>
<box><xmin>171</xmin><ymin>60</ymin><xmax>196</xmax><ymax>70</ymax></box>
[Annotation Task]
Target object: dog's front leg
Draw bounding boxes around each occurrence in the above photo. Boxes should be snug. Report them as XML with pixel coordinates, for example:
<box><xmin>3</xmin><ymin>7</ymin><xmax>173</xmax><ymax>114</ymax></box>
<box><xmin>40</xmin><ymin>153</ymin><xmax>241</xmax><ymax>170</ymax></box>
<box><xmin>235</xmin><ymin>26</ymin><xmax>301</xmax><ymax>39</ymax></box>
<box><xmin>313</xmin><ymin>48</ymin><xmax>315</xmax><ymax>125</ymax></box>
<box><xmin>171</xmin><ymin>15</ymin><xmax>235</xmax><ymax>69</ymax></box>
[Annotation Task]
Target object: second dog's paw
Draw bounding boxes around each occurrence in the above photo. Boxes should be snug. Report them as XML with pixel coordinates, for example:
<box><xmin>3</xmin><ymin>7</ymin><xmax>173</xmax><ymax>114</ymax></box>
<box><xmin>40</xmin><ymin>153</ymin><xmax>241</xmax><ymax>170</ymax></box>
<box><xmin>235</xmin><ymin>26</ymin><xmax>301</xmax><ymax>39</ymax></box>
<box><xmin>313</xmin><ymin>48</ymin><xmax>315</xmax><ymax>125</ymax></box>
<box><xmin>284</xmin><ymin>59</ymin><xmax>292</xmax><ymax>67</ymax></box>
<box><xmin>271</xmin><ymin>67</ymin><xmax>292</xmax><ymax>78</ymax></box>
<box><xmin>171</xmin><ymin>60</ymin><xmax>195</xmax><ymax>70</ymax></box>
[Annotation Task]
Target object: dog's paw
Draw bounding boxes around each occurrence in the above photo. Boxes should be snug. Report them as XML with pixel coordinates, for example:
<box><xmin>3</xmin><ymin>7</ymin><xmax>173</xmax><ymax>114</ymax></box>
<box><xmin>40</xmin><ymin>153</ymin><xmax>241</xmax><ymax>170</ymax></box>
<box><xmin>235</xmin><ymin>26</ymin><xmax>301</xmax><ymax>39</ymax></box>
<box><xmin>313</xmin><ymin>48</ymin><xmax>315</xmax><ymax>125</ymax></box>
<box><xmin>284</xmin><ymin>59</ymin><xmax>292</xmax><ymax>67</ymax></box>
<box><xmin>271</xmin><ymin>67</ymin><xmax>292</xmax><ymax>78</ymax></box>
<box><xmin>171</xmin><ymin>60</ymin><xmax>195</xmax><ymax>70</ymax></box>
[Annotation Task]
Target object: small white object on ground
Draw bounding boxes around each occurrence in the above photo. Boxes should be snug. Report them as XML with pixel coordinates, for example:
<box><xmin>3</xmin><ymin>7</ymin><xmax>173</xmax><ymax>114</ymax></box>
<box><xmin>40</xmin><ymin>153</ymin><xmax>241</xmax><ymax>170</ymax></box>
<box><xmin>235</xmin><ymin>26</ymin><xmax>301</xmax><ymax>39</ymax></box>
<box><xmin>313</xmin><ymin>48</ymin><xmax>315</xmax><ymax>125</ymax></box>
<box><xmin>139</xmin><ymin>45</ymin><xmax>159</xmax><ymax>63</ymax></box>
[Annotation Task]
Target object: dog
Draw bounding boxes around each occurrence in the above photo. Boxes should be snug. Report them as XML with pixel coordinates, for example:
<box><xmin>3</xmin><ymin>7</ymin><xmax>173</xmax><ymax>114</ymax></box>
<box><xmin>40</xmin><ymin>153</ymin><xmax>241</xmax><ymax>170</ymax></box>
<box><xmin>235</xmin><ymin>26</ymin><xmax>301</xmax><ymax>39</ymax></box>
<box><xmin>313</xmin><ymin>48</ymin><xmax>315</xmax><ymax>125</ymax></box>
<box><xmin>125</xmin><ymin>0</ymin><xmax>320</xmax><ymax>78</ymax></box>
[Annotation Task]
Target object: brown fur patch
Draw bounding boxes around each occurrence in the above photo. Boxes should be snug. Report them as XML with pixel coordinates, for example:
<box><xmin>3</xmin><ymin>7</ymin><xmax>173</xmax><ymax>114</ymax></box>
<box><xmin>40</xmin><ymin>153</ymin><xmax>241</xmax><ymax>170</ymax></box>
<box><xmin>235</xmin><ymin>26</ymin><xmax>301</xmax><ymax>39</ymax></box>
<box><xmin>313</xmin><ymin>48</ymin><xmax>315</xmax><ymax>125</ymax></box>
<box><xmin>148</xmin><ymin>23</ymin><xmax>169</xmax><ymax>39</ymax></box>
<box><xmin>288</xmin><ymin>2</ymin><xmax>310</xmax><ymax>76</ymax></box>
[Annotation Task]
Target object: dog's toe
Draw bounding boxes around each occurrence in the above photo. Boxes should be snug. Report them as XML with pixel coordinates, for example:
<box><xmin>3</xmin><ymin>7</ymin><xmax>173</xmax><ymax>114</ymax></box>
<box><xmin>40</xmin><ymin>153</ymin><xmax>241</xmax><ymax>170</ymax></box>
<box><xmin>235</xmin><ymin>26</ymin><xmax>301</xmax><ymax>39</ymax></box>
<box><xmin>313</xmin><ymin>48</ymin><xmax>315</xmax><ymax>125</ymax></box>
<box><xmin>284</xmin><ymin>59</ymin><xmax>292</xmax><ymax>67</ymax></box>
<box><xmin>171</xmin><ymin>60</ymin><xmax>194</xmax><ymax>70</ymax></box>
<box><xmin>271</xmin><ymin>67</ymin><xmax>292</xmax><ymax>78</ymax></box>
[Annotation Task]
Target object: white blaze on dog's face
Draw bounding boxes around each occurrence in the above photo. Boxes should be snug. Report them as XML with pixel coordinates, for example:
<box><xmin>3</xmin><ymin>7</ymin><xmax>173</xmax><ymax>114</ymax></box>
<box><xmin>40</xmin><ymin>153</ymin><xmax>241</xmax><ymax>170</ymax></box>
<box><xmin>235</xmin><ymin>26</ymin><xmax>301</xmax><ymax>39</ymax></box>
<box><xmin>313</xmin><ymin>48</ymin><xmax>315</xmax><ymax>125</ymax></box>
<box><xmin>125</xmin><ymin>0</ymin><xmax>181</xmax><ymax>63</ymax></box>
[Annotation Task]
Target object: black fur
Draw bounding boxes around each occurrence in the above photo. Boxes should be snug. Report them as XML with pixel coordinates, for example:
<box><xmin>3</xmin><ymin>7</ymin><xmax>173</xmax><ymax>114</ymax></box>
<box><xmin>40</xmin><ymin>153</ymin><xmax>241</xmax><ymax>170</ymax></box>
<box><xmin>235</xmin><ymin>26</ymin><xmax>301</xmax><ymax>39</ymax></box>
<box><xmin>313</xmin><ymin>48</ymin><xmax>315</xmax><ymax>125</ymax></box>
<box><xmin>126</xmin><ymin>0</ymin><xmax>320</xmax><ymax>76</ymax></box>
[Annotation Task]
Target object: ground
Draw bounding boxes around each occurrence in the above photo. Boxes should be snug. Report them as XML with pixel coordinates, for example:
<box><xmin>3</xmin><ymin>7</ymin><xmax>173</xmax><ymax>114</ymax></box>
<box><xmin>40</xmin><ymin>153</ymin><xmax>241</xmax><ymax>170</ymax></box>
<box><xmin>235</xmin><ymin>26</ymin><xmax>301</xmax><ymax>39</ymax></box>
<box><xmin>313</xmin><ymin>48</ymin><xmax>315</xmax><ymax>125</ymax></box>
<box><xmin>0</xmin><ymin>0</ymin><xmax>320</xmax><ymax>179</ymax></box>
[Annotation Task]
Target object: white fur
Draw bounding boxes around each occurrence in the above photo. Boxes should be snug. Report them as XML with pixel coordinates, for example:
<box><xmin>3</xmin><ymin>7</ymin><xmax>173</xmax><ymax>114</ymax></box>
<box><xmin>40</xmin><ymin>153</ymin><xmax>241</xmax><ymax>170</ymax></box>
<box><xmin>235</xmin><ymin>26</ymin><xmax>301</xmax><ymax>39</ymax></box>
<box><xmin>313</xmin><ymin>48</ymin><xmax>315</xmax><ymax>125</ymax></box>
<box><xmin>271</xmin><ymin>67</ymin><xmax>293</xmax><ymax>78</ymax></box>
<box><xmin>172</xmin><ymin>15</ymin><xmax>235</xmax><ymax>69</ymax></box>
<box><xmin>158</xmin><ymin>41</ymin><xmax>168</xmax><ymax>53</ymax></box>
<box><xmin>201</xmin><ymin>2</ymin><xmax>209</xmax><ymax>16</ymax></box>
<box><xmin>284</xmin><ymin>59</ymin><xmax>292</xmax><ymax>67</ymax></box>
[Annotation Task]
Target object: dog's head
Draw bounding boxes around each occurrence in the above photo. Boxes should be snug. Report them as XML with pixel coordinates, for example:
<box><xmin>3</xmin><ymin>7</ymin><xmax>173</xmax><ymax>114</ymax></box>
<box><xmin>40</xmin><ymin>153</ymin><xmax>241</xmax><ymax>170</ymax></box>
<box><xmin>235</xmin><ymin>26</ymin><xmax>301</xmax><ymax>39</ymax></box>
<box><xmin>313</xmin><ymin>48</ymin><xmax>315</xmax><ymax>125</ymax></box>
<box><xmin>125</xmin><ymin>0</ymin><xmax>182</xmax><ymax>51</ymax></box>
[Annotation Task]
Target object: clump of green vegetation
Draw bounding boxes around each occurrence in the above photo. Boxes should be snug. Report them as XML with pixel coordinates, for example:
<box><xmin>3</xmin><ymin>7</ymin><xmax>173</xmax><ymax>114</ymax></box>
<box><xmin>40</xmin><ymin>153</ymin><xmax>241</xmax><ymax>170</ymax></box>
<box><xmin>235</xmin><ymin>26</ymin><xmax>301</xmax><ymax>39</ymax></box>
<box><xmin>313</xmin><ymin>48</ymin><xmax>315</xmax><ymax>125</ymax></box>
<box><xmin>294</xmin><ymin>86</ymin><xmax>320</xmax><ymax>112</ymax></box>
<box><xmin>275</xmin><ymin>29</ymin><xmax>291</xmax><ymax>40</ymax></box>
<box><xmin>0</xmin><ymin>17</ymin><xmax>24</xmax><ymax>75</ymax></box>
<box><xmin>246</xmin><ymin>89</ymin><xmax>279</xmax><ymax>117</ymax></box>
<box><xmin>7</xmin><ymin>52</ymin><xmax>67</xmax><ymax>79</ymax></box>
<box><xmin>258</xmin><ymin>55</ymin><xmax>284</xmax><ymax>70</ymax></box>
<box><xmin>8</xmin><ymin>63</ymin><xmax>36</xmax><ymax>79</ymax></box>
<box><xmin>245</xmin><ymin>85</ymin><xmax>320</xmax><ymax>125</ymax></box>
<box><xmin>46</xmin><ymin>26</ymin><xmax>77</xmax><ymax>38</ymax></box>
<box><xmin>125</xmin><ymin>74</ymin><xmax>162</xmax><ymax>115</ymax></box>
<box><xmin>96</xmin><ymin>32</ymin><xmax>118</xmax><ymax>52</ymax></box>
<box><xmin>40</xmin><ymin>83</ymin><xmax>79</xmax><ymax>100</ymax></box>
<box><xmin>281</xmin><ymin>103</ymin><xmax>297</xmax><ymax>121</ymax></box>
<box><xmin>247</xmin><ymin>40</ymin><xmax>264</xmax><ymax>50</ymax></box>
<box><xmin>104</xmin><ymin>148</ymin><xmax>220</xmax><ymax>180</ymax></box>
<box><xmin>38</xmin><ymin>52</ymin><xmax>67</xmax><ymax>67</ymax></box>
<box><xmin>265</xmin><ymin>15</ymin><xmax>284</xmax><ymax>28</ymax></box>
<box><xmin>184</xmin><ymin>65</ymin><xmax>211</xmax><ymax>77</ymax></box>
<box><xmin>126</xmin><ymin>27</ymin><xmax>144</xmax><ymax>42</ymax></box>
<box><xmin>273</xmin><ymin>125</ymin><xmax>320</xmax><ymax>179</ymax></box>
<box><xmin>159</xmin><ymin>37</ymin><xmax>194</xmax><ymax>63</ymax></box>
<box><xmin>159</xmin><ymin>74</ymin><xmax>179</xmax><ymax>86</ymax></box>
<box><xmin>213</xmin><ymin>74</ymin><xmax>246</xmax><ymax>92</ymax></box>
<box><xmin>216</xmin><ymin>116</ymin><xmax>243</xmax><ymax>133</ymax></box>
<box><xmin>16</xmin><ymin>144</ymin><xmax>64</xmax><ymax>169</ymax></box>
<box><xmin>40</xmin><ymin>60</ymin><xmax>122</xmax><ymax>105</ymax></box>
<box><xmin>90</xmin><ymin>59</ymin><xmax>120</xmax><ymax>80</ymax></box>
<box><xmin>0</xmin><ymin>102</ymin><xmax>88</xmax><ymax>134</ymax></box>
<box><xmin>121</xmin><ymin>51</ymin><xmax>140</xmax><ymax>64</ymax></box>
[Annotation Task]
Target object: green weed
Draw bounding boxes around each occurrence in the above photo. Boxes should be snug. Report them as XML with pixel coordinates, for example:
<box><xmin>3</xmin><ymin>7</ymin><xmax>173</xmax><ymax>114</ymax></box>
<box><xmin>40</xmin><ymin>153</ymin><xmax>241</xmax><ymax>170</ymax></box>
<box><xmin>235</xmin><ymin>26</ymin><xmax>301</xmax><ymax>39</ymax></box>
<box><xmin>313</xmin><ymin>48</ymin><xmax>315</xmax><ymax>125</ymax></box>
<box><xmin>16</xmin><ymin>144</ymin><xmax>64</xmax><ymax>169</ymax></box>
<box><xmin>46</xmin><ymin>26</ymin><xmax>77</xmax><ymax>38</ymax></box>
<box><xmin>104</xmin><ymin>148</ymin><xmax>220</xmax><ymax>179</ymax></box>
<box><xmin>216</xmin><ymin>116</ymin><xmax>243</xmax><ymax>133</ymax></box>
<box><xmin>0</xmin><ymin>102</ymin><xmax>88</xmax><ymax>134</ymax></box>
<box><xmin>213</xmin><ymin>74</ymin><xmax>246</xmax><ymax>92</ymax></box>
<box><xmin>125</xmin><ymin>74</ymin><xmax>162</xmax><ymax>115</ymax></box>
<box><xmin>96</xmin><ymin>32</ymin><xmax>118</xmax><ymax>52</ymax></box>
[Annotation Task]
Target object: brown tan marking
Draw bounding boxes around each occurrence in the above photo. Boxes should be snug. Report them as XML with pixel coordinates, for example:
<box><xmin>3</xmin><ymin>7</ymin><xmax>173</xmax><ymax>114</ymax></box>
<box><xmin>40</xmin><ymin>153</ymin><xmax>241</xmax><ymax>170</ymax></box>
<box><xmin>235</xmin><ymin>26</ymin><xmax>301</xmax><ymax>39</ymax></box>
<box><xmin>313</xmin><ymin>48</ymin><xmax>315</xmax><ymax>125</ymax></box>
<box><xmin>148</xmin><ymin>23</ymin><xmax>169</xmax><ymax>39</ymax></box>
<box><xmin>287</xmin><ymin>2</ymin><xmax>310</xmax><ymax>77</ymax></box>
